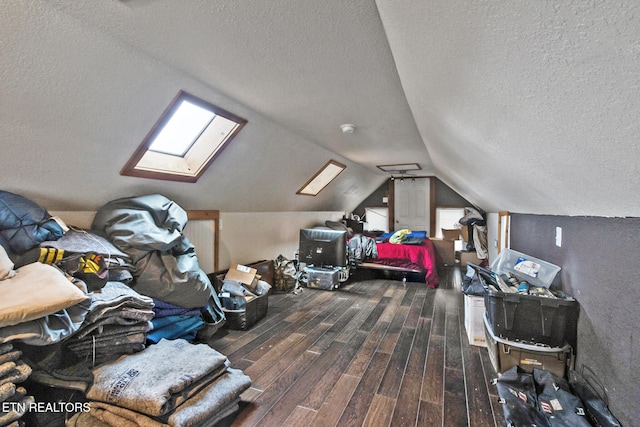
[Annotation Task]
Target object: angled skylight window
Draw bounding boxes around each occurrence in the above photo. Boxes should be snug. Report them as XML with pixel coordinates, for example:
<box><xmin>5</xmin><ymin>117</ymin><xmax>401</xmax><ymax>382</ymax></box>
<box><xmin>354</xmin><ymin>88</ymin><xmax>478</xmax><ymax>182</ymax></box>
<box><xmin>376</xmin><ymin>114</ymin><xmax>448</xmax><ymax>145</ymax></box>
<box><xmin>297</xmin><ymin>160</ymin><xmax>346</xmax><ymax>196</ymax></box>
<box><xmin>121</xmin><ymin>90</ymin><xmax>247</xmax><ymax>183</ymax></box>
<box><xmin>149</xmin><ymin>100</ymin><xmax>215</xmax><ymax>156</ymax></box>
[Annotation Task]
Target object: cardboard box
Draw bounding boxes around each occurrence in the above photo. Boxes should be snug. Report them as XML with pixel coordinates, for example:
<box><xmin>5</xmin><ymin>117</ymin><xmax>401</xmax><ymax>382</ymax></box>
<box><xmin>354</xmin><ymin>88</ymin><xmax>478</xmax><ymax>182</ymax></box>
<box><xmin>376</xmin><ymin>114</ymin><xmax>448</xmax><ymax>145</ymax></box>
<box><xmin>225</xmin><ymin>264</ymin><xmax>258</xmax><ymax>285</ymax></box>
<box><xmin>431</xmin><ymin>238</ymin><xmax>456</xmax><ymax>265</ymax></box>
<box><xmin>460</xmin><ymin>225</ymin><xmax>470</xmax><ymax>242</ymax></box>
<box><xmin>458</xmin><ymin>250</ymin><xmax>482</xmax><ymax>267</ymax></box>
<box><xmin>464</xmin><ymin>294</ymin><xmax>486</xmax><ymax>347</ymax></box>
<box><xmin>441</xmin><ymin>228</ymin><xmax>461</xmax><ymax>241</ymax></box>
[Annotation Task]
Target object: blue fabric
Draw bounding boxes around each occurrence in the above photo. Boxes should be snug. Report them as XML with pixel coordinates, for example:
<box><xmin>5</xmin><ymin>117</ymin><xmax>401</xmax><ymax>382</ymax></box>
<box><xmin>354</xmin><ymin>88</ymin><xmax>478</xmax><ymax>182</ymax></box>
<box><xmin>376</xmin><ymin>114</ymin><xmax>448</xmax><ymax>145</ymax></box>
<box><xmin>152</xmin><ymin>298</ymin><xmax>203</xmax><ymax>318</ymax></box>
<box><xmin>379</xmin><ymin>230</ymin><xmax>427</xmax><ymax>240</ymax></box>
<box><xmin>147</xmin><ymin>315</ymin><xmax>204</xmax><ymax>344</ymax></box>
<box><xmin>0</xmin><ymin>190</ymin><xmax>64</xmax><ymax>254</ymax></box>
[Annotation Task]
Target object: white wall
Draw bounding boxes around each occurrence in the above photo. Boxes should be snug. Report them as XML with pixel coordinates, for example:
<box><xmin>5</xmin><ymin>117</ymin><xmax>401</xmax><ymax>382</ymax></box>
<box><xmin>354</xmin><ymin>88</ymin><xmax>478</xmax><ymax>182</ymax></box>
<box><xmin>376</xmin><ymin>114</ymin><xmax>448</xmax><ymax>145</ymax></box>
<box><xmin>218</xmin><ymin>211</ymin><xmax>343</xmax><ymax>270</ymax></box>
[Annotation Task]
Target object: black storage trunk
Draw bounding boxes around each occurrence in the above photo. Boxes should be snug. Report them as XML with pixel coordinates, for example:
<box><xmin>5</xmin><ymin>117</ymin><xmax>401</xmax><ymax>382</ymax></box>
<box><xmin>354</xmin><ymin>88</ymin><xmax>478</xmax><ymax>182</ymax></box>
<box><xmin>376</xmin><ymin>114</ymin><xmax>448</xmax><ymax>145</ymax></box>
<box><xmin>207</xmin><ymin>260</ymin><xmax>273</xmax><ymax>331</ymax></box>
<box><xmin>484</xmin><ymin>287</ymin><xmax>579</xmax><ymax>348</ymax></box>
<box><xmin>220</xmin><ymin>294</ymin><xmax>268</xmax><ymax>330</ymax></box>
<box><xmin>484</xmin><ymin>314</ymin><xmax>573</xmax><ymax>378</ymax></box>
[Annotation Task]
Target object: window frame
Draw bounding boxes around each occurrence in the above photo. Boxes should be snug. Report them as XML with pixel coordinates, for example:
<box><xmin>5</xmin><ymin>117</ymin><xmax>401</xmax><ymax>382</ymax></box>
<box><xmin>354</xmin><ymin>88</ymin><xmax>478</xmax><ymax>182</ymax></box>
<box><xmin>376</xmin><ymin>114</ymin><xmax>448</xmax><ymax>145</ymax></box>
<box><xmin>121</xmin><ymin>90</ymin><xmax>247</xmax><ymax>183</ymax></box>
<box><xmin>296</xmin><ymin>160</ymin><xmax>346</xmax><ymax>196</ymax></box>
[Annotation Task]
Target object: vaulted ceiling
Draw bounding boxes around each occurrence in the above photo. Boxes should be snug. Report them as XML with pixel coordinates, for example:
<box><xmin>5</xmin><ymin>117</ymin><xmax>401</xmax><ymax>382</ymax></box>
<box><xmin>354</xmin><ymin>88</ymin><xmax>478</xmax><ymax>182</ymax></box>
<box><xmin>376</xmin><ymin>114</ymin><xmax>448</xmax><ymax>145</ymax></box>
<box><xmin>2</xmin><ymin>1</ymin><xmax>639</xmax><ymax>216</ymax></box>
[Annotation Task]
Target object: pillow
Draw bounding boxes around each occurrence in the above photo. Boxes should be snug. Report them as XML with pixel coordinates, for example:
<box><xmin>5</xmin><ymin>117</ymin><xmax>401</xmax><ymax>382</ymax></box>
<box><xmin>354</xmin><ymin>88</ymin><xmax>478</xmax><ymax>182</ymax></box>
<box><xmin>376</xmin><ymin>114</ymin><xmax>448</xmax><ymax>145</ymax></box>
<box><xmin>0</xmin><ymin>245</ymin><xmax>16</xmax><ymax>280</ymax></box>
<box><xmin>0</xmin><ymin>263</ymin><xmax>89</xmax><ymax>328</ymax></box>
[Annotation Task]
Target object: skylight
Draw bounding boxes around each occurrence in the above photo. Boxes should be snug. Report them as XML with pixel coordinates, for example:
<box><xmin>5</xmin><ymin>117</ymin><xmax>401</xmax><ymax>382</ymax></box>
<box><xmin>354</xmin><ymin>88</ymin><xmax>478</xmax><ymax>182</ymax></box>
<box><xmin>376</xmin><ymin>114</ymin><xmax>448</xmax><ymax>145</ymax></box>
<box><xmin>297</xmin><ymin>160</ymin><xmax>346</xmax><ymax>196</ymax></box>
<box><xmin>149</xmin><ymin>100</ymin><xmax>215</xmax><ymax>156</ymax></box>
<box><xmin>121</xmin><ymin>90</ymin><xmax>247</xmax><ymax>183</ymax></box>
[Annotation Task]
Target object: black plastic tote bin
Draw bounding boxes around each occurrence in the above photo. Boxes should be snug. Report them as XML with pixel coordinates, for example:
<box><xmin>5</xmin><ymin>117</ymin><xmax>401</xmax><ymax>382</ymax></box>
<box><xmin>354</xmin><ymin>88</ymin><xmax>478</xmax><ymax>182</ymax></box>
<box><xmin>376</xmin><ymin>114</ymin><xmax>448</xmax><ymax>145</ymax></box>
<box><xmin>484</xmin><ymin>287</ymin><xmax>579</xmax><ymax>348</ymax></box>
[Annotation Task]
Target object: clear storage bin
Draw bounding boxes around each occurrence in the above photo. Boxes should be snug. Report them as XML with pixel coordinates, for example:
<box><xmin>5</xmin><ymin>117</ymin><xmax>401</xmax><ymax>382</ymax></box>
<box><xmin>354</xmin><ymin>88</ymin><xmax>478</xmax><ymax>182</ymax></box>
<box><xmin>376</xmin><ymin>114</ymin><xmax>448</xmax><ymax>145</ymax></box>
<box><xmin>491</xmin><ymin>248</ymin><xmax>561</xmax><ymax>288</ymax></box>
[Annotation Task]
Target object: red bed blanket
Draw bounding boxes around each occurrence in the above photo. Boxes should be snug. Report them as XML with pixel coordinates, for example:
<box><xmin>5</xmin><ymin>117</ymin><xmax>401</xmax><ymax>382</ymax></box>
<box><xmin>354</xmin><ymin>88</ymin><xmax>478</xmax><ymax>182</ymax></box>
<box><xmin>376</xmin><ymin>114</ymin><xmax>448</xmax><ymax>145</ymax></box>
<box><xmin>374</xmin><ymin>239</ymin><xmax>441</xmax><ymax>288</ymax></box>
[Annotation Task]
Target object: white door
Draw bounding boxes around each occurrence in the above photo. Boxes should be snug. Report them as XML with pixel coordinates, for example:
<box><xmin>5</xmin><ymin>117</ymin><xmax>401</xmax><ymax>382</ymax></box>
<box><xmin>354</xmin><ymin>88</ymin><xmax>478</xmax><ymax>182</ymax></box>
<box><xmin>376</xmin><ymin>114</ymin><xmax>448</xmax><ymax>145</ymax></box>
<box><xmin>394</xmin><ymin>178</ymin><xmax>430</xmax><ymax>233</ymax></box>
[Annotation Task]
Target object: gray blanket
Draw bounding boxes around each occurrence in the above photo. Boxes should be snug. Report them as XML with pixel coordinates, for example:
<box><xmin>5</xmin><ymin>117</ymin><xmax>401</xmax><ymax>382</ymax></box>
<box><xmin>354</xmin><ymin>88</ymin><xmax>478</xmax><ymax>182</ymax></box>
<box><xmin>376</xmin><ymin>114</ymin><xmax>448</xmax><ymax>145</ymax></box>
<box><xmin>71</xmin><ymin>367</ymin><xmax>249</xmax><ymax>427</ymax></box>
<box><xmin>86</xmin><ymin>339</ymin><xmax>230</xmax><ymax>417</ymax></box>
<box><xmin>83</xmin><ymin>281</ymin><xmax>155</xmax><ymax>325</ymax></box>
<box><xmin>0</xmin><ymin>299</ymin><xmax>91</xmax><ymax>346</ymax></box>
<box><xmin>0</xmin><ymin>361</ymin><xmax>31</xmax><ymax>387</ymax></box>
<box><xmin>0</xmin><ymin>395</ymin><xmax>34</xmax><ymax>426</ymax></box>
<box><xmin>68</xmin><ymin>399</ymin><xmax>239</xmax><ymax>427</ymax></box>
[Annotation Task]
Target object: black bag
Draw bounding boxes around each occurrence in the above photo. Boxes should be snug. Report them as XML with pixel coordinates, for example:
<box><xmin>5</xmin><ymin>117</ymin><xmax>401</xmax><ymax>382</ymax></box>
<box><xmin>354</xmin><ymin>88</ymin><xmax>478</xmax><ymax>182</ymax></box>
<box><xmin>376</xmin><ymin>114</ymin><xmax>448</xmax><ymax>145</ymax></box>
<box><xmin>568</xmin><ymin>367</ymin><xmax>622</xmax><ymax>427</ymax></box>
<box><xmin>462</xmin><ymin>262</ymin><xmax>492</xmax><ymax>295</ymax></box>
<box><xmin>534</xmin><ymin>369</ymin><xmax>591</xmax><ymax>426</ymax></box>
<box><xmin>494</xmin><ymin>366</ymin><xmax>551</xmax><ymax>427</ymax></box>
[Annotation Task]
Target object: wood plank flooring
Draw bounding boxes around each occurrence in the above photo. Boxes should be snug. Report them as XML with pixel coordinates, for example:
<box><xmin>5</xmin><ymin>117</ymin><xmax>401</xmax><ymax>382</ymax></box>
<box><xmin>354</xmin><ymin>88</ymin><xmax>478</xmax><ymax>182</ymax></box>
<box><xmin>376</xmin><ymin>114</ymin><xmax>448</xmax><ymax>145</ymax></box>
<box><xmin>208</xmin><ymin>266</ymin><xmax>505</xmax><ymax>427</ymax></box>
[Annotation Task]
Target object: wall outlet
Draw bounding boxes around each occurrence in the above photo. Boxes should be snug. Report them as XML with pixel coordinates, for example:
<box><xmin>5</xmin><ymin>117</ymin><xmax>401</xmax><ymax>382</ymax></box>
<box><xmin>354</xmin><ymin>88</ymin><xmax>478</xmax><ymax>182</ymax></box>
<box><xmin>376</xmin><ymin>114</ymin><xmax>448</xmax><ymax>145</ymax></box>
<box><xmin>555</xmin><ymin>226</ymin><xmax>562</xmax><ymax>247</ymax></box>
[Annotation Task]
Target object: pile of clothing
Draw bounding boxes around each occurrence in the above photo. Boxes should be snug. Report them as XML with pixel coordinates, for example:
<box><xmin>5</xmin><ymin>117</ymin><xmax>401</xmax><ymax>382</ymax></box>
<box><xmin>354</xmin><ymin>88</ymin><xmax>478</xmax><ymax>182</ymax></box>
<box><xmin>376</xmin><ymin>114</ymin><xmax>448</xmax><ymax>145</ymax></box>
<box><xmin>0</xmin><ymin>191</ymin><xmax>247</xmax><ymax>425</ymax></box>
<box><xmin>65</xmin><ymin>281</ymin><xmax>155</xmax><ymax>367</ymax></box>
<box><xmin>68</xmin><ymin>339</ymin><xmax>251</xmax><ymax>427</ymax></box>
<box><xmin>458</xmin><ymin>206</ymin><xmax>488</xmax><ymax>260</ymax></box>
<box><xmin>148</xmin><ymin>299</ymin><xmax>204</xmax><ymax>344</ymax></box>
<box><xmin>91</xmin><ymin>194</ymin><xmax>225</xmax><ymax>334</ymax></box>
<box><xmin>0</xmin><ymin>343</ymin><xmax>34</xmax><ymax>427</ymax></box>
<box><xmin>12</xmin><ymin>279</ymin><xmax>154</xmax><ymax>422</ymax></box>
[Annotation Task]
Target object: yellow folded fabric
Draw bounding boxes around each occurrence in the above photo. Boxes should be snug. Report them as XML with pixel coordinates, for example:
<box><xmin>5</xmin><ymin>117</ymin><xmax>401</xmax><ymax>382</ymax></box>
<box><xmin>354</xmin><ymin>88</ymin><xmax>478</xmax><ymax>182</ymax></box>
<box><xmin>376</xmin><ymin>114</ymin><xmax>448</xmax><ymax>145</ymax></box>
<box><xmin>389</xmin><ymin>229</ymin><xmax>411</xmax><ymax>244</ymax></box>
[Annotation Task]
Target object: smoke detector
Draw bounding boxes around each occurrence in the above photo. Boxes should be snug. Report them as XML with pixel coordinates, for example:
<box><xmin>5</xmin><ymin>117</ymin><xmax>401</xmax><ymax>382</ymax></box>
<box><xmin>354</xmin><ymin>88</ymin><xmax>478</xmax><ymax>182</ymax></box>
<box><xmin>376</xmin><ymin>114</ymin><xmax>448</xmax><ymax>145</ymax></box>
<box><xmin>340</xmin><ymin>123</ymin><xmax>356</xmax><ymax>134</ymax></box>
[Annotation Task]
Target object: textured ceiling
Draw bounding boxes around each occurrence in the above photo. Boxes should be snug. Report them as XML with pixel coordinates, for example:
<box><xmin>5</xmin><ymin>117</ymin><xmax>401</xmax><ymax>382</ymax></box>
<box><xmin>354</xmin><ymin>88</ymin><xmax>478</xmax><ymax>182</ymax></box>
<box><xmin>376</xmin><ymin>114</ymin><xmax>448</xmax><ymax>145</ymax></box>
<box><xmin>1</xmin><ymin>1</ymin><xmax>639</xmax><ymax>216</ymax></box>
<box><xmin>376</xmin><ymin>0</ymin><xmax>640</xmax><ymax>216</ymax></box>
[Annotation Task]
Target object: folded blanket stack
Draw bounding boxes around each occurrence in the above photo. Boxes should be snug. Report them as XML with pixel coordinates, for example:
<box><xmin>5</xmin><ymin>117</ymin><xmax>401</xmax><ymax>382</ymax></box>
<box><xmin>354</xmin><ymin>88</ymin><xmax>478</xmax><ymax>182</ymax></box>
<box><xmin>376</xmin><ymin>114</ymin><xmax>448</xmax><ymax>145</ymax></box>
<box><xmin>67</xmin><ymin>339</ymin><xmax>251</xmax><ymax>427</ymax></box>
<box><xmin>66</xmin><ymin>282</ymin><xmax>155</xmax><ymax>367</ymax></box>
<box><xmin>0</xmin><ymin>343</ymin><xmax>34</xmax><ymax>427</ymax></box>
<box><xmin>147</xmin><ymin>299</ymin><xmax>204</xmax><ymax>344</ymax></box>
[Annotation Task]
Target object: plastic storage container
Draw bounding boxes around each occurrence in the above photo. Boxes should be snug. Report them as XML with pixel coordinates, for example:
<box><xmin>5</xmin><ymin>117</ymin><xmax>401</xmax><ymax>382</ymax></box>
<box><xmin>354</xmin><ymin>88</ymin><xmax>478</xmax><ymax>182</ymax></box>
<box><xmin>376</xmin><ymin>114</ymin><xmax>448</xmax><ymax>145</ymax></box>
<box><xmin>219</xmin><ymin>291</ymin><xmax>269</xmax><ymax>330</ymax></box>
<box><xmin>483</xmin><ymin>284</ymin><xmax>579</xmax><ymax>348</ymax></box>
<box><xmin>484</xmin><ymin>314</ymin><xmax>573</xmax><ymax>378</ymax></box>
<box><xmin>491</xmin><ymin>248</ymin><xmax>561</xmax><ymax>288</ymax></box>
<box><xmin>305</xmin><ymin>266</ymin><xmax>341</xmax><ymax>290</ymax></box>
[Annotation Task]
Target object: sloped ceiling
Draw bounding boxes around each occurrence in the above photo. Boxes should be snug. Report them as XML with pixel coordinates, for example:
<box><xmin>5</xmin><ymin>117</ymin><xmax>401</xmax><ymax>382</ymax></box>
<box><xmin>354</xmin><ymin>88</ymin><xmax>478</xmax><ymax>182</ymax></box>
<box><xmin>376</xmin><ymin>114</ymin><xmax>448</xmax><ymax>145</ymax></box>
<box><xmin>1</xmin><ymin>1</ymin><xmax>639</xmax><ymax>217</ymax></box>
<box><xmin>376</xmin><ymin>0</ymin><xmax>640</xmax><ymax>217</ymax></box>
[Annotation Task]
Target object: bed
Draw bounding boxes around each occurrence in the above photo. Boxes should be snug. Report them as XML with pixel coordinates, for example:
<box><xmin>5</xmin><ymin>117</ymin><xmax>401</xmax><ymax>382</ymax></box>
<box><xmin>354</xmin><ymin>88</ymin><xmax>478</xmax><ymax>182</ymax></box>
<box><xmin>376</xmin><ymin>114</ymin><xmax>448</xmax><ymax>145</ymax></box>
<box><xmin>349</xmin><ymin>232</ymin><xmax>441</xmax><ymax>288</ymax></box>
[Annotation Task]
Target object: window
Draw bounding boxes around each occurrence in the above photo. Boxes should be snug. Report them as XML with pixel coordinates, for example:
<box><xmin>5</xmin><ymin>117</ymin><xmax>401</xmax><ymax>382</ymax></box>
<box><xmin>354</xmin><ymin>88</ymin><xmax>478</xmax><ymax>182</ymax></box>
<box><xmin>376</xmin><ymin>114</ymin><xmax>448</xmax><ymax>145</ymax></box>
<box><xmin>435</xmin><ymin>207</ymin><xmax>464</xmax><ymax>234</ymax></box>
<box><xmin>435</xmin><ymin>207</ymin><xmax>465</xmax><ymax>251</ymax></box>
<box><xmin>297</xmin><ymin>160</ymin><xmax>346</xmax><ymax>196</ymax></box>
<box><xmin>121</xmin><ymin>90</ymin><xmax>247</xmax><ymax>182</ymax></box>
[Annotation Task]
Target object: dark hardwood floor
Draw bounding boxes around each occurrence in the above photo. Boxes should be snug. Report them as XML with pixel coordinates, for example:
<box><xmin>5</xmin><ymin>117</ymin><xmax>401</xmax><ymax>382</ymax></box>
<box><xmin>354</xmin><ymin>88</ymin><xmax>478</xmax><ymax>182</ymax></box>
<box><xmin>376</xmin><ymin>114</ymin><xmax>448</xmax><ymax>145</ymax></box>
<box><xmin>208</xmin><ymin>266</ymin><xmax>505</xmax><ymax>427</ymax></box>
